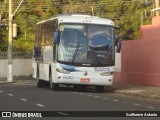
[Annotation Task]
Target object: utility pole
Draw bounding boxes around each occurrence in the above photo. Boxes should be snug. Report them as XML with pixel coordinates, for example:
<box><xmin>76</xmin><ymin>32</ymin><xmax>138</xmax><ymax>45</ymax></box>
<box><xmin>7</xmin><ymin>0</ymin><xmax>13</xmax><ymax>82</ymax></box>
<box><xmin>155</xmin><ymin>0</ymin><xmax>159</xmax><ymax>16</ymax></box>
<box><xmin>7</xmin><ymin>0</ymin><xmax>24</xmax><ymax>82</ymax></box>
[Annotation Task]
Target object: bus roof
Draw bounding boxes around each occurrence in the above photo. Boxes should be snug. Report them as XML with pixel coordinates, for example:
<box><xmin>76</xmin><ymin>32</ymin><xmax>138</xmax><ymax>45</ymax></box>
<box><xmin>37</xmin><ymin>14</ymin><xmax>114</xmax><ymax>26</ymax></box>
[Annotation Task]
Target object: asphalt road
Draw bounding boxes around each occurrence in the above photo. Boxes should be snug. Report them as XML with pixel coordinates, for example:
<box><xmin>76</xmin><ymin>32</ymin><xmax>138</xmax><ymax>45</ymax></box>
<box><xmin>0</xmin><ymin>80</ymin><xmax>160</xmax><ymax>120</ymax></box>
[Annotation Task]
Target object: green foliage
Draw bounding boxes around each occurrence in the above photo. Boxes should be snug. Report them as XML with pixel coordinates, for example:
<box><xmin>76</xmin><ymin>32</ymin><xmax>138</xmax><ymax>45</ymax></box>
<box><xmin>0</xmin><ymin>0</ymin><xmax>154</xmax><ymax>52</ymax></box>
<box><xmin>0</xmin><ymin>0</ymin><xmax>60</xmax><ymax>52</ymax></box>
<box><xmin>95</xmin><ymin>0</ymin><xmax>152</xmax><ymax>40</ymax></box>
<box><xmin>0</xmin><ymin>27</ymin><xmax>8</xmax><ymax>51</ymax></box>
<box><xmin>61</xmin><ymin>0</ymin><xmax>96</xmax><ymax>14</ymax></box>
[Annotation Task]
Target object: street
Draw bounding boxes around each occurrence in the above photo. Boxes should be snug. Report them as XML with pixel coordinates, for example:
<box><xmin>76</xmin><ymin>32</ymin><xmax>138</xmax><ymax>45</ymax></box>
<box><xmin>0</xmin><ymin>80</ymin><xmax>160</xmax><ymax>120</ymax></box>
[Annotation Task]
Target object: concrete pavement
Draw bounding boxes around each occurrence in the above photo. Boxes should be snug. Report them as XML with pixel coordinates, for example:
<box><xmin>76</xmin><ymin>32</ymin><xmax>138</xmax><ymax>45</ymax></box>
<box><xmin>112</xmin><ymin>82</ymin><xmax>160</xmax><ymax>101</ymax></box>
<box><xmin>0</xmin><ymin>78</ymin><xmax>160</xmax><ymax>101</ymax></box>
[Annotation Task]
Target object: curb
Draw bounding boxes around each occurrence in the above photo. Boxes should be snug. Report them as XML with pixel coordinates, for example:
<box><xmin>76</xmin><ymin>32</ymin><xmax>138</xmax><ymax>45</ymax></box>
<box><xmin>114</xmin><ymin>90</ymin><xmax>160</xmax><ymax>101</ymax></box>
<box><xmin>0</xmin><ymin>79</ymin><xmax>35</xmax><ymax>85</ymax></box>
<box><xmin>0</xmin><ymin>81</ymin><xmax>16</xmax><ymax>84</ymax></box>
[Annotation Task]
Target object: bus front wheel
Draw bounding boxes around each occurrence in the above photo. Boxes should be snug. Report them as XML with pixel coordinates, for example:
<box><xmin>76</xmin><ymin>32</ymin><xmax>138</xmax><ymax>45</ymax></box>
<box><xmin>37</xmin><ymin>78</ymin><xmax>43</xmax><ymax>88</ymax></box>
<box><xmin>50</xmin><ymin>82</ymin><xmax>59</xmax><ymax>90</ymax></box>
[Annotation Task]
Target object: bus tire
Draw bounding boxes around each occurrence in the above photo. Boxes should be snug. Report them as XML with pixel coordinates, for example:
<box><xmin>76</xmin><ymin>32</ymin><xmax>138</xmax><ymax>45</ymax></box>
<box><xmin>50</xmin><ymin>73</ymin><xmax>59</xmax><ymax>90</ymax></box>
<box><xmin>96</xmin><ymin>86</ymin><xmax>105</xmax><ymax>93</ymax></box>
<box><xmin>36</xmin><ymin>66</ymin><xmax>43</xmax><ymax>88</ymax></box>
<box><xmin>50</xmin><ymin>83</ymin><xmax>59</xmax><ymax>90</ymax></box>
<box><xmin>44</xmin><ymin>81</ymin><xmax>50</xmax><ymax>88</ymax></box>
<box><xmin>37</xmin><ymin>78</ymin><xmax>43</xmax><ymax>88</ymax></box>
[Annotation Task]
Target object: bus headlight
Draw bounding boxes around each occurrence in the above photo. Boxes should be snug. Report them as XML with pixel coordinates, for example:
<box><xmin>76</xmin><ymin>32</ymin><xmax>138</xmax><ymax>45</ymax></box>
<box><xmin>100</xmin><ymin>72</ymin><xmax>114</xmax><ymax>76</ymax></box>
<box><xmin>56</xmin><ymin>68</ymin><xmax>70</xmax><ymax>74</ymax></box>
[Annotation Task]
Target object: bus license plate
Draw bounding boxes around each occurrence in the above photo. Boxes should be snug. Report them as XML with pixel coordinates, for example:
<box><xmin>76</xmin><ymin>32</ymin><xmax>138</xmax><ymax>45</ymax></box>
<box><xmin>80</xmin><ymin>78</ymin><xmax>90</xmax><ymax>83</ymax></box>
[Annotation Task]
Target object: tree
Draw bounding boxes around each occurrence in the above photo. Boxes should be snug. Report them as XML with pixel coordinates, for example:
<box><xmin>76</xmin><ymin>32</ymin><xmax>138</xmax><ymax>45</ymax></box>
<box><xmin>96</xmin><ymin>0</ymin><xmax>153</xmax><ymax>40</ymax></box>
<box><xmin>0</xmin><ymin>26</ymin><xmax>8</xmax><ymax>51</ymax></box>
<box><xmin>0</xmin><ymin>0</ymin><xmax>8</xmax><ymax>52</ymax></box>
<box><xmin>0</xmin><ymin>0</ymin><xmax>60</xmax><ymax>52</ymax></box>
<box><xmin>0</xmin><ymin>0</ymin><xmax>154</xmax><ymax>52</ymax></box>
<box><xmin>61</xmin><ymin>0</ymin><xmax>96</xmax><ymax>14</ymax></box>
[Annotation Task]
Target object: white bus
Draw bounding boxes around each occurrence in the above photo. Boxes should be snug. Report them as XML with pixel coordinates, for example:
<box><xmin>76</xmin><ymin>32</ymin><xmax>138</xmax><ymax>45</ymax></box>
<box><xmin>32</xmin><ymin>14</ymin><xmax>121</xmax><ymax>92</ymax></box>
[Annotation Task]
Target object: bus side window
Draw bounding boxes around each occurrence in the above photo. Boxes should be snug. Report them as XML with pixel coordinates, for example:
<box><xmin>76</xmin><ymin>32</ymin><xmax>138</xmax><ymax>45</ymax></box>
<box><xmin>34</xmin><ymin>46</ymin><xmax>41</xmax><ymax>58</ymax></box>
<box><xmin>53</xmin><ymin>44</ymin><xmax>56</xmax><ymax>61</ymax></box>
<box><xmin>53</xmin><ymin>19</ymin><xmax>58</xmax><ymax>61</ymax></box>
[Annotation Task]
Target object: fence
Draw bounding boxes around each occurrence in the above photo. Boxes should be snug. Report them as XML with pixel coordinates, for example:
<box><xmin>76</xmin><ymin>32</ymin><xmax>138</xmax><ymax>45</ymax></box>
<box><xmin>0</xmin><ymin>52</ymin><xmax>32</xmax><ymax>59</ymax></box>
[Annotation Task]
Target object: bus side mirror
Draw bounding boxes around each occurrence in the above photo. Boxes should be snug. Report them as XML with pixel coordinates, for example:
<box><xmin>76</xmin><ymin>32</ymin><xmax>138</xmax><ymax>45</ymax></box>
<box><xmin>54</xmin><ymin>30</ymin><xmax>60</xmax><ymax>44</ymax></box>
<box><xmin>115</xmin><ymin>34</ymin><xmax>121</xmax><ymax>53</ymax></box>
<box><xmin>116</xmin><ymin>40</ymin><xmax>121</xmax><ymax>53</ymax></box>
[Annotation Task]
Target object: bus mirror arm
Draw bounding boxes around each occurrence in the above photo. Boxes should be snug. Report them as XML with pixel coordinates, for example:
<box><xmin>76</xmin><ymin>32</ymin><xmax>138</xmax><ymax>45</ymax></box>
<box><xmin>54</xmin><ymin>30</ymin><xmax>60</xmax><ymax>44</ymax></box>
<box><xmin>115</xmin><ymin>34</ymin><xmax>121</xmax><ymax>53</ymax></box>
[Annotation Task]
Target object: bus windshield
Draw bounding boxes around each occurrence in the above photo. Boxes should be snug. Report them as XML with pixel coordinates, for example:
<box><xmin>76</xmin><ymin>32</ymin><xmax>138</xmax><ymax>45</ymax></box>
<box><xmin>58</xmin><ymin>24</ymin><xmax>115</xmax><ymax>67</ymax></box>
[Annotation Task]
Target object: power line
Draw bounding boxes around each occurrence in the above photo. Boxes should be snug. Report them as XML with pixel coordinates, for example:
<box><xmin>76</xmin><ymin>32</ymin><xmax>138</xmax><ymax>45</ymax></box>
<box><xmin>10</xmin><ymin>2</ymin><xmax>153</xmax><ymax>12</ymax></box>
<box><xmin>11</xmin><ymin>0</ymin><xmax>154</xmax><ymax>8</ymax></box>
<box><xmin>1</xmin><ymin>0</ymin><xmax>153</xmax><ymax>23</ymax></box>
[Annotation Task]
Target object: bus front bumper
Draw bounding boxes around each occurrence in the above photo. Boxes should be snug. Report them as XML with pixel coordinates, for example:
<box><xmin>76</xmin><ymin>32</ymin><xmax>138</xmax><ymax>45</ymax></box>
<box><xmin>54</xmin><ymin>74</ymin><xmax>113</xmax><ymax>86</ymax></box>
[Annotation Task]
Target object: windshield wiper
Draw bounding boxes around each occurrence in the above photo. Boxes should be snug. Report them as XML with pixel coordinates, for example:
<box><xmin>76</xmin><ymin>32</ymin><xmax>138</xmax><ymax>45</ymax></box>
<box><xmin>72</xmin><ymin>42</ymin><xmax>80</xmax><ymax>63</ymax></box>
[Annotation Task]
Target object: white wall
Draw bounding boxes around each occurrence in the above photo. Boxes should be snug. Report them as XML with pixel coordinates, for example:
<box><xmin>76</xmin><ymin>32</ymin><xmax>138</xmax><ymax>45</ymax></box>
<box><xmin>0</xmin><ymin>59</ymin><xmax>32</xmax><ymax>78</ymax></box>
<box><xmin>0</xmin><ymin>53</ymin><xmax>121</xmax><ymax>79</ymax></box>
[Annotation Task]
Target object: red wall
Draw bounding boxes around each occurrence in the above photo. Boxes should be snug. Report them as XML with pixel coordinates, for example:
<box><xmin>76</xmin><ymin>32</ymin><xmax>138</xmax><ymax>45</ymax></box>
<box><xmin>114</xmin><ymin>17</ymin><xmax>160</xmax><ymax>86</ymax></box>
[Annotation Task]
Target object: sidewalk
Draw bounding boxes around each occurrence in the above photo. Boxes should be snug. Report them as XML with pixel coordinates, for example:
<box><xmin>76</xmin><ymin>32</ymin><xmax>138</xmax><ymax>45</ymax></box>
<box><xmin>0</xmin><ymin>79</ymin><xmax>16</xmax><ymax>84</ymax></box>
<box><xmin>112</xmin><ymin>82</ymin><xmax>160</xmax><ymax>101</ymax></box>
<box><xmin>0</xmin><ymin>79</ymin><xmax>160</xmax><ymax>101</ymax></box>
<box><xmin>0</xmin><ymin>77</ymin><xmax>33</xmax><ymax>84</ymax></box>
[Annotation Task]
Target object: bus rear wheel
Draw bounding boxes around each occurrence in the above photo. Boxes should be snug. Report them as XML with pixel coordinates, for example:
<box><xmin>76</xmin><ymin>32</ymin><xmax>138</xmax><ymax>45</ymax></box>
<box><xmin>96</xmin><ymin>86</ymin><xmax>105</xmax><ymax>93</ymax></box>
<box><xmin>36</xmin><ymin>66</ymin><xmax>43</xmax><ymax>88</ymax></box>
